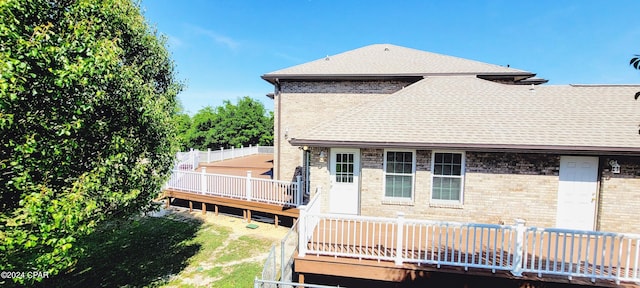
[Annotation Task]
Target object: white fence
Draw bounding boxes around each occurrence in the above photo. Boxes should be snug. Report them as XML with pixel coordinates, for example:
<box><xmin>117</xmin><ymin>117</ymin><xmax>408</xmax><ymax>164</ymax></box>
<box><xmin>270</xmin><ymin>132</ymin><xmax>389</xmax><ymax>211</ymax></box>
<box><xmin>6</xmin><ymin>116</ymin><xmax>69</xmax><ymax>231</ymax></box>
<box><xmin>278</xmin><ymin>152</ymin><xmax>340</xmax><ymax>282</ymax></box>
<box><xmin>192</xmin><ymin>145</ymin><xmax>273</xmax><ymax>163</ymax></box>
<box><xmin>298</xmin><ymin>207</ymin><xmax>640</xmax><ymax>285</ymax></box>
<box><xmin>166</xmin><ymin>168</ymin><xmax>303</xmax><ymax>207</ymax></box>
<box><xmin>174</xmin><ymin>149</ymin><xmax>199</xmax><ymax>171</ymax></box>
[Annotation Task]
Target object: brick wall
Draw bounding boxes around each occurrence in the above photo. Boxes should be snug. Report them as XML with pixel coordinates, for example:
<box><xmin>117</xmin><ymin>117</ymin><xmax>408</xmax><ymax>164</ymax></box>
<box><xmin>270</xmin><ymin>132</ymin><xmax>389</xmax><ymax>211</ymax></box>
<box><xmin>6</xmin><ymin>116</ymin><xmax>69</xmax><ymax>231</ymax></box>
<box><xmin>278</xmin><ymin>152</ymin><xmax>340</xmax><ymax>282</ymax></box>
<box><xmin>598</xmin><ymin>156</ymin><xmax>640</xmax><ymax>233</ymax></box>
<box><xmin>280</xmin><ymin>80</ymin><xmax>415</xmax><ymax>94</ymax></box>
<box><xmin>358</xmin><ymin>151</ymin><xmax>560</xmax><ymax>226</ymax></box>
<box><xmin>275</xmin><ymin>80</ymin><xmax>398</xmax><ymax>181</ymax></box>
<box><xmin>308</xmin><ymin>147</ymin><xmax>640</xmax><ymax>233</ymax></box>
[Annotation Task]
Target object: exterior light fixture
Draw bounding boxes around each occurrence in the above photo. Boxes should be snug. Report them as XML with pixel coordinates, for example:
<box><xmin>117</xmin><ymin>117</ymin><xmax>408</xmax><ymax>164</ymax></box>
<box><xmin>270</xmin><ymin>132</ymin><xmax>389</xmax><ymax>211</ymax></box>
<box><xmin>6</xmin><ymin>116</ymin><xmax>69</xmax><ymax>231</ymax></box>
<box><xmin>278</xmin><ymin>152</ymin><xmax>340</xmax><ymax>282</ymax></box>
<box><xmin>318</xmin><ymin>150</ymin><xmax>327</xmax><ymax>163</ymax></box>
<box><xmin>609</xmin><ymin>160</ymin><xmax>621</xmax><ymax>174</ymax></box>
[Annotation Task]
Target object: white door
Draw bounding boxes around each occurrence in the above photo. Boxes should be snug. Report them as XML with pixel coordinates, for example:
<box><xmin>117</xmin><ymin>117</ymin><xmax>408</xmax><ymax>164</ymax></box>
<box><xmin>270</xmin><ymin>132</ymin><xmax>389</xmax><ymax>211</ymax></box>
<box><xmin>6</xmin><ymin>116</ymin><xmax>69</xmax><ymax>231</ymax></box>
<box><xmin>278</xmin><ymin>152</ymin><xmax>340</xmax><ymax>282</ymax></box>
<box><xmin>329</xmin><ymin>148</ymin><xmax>360</xmax><ymax>214</ymax></box>
<box><xmin>556</xmin><ymin>156</ymin><xmax>599</xmax><ymax>230</ymax></box>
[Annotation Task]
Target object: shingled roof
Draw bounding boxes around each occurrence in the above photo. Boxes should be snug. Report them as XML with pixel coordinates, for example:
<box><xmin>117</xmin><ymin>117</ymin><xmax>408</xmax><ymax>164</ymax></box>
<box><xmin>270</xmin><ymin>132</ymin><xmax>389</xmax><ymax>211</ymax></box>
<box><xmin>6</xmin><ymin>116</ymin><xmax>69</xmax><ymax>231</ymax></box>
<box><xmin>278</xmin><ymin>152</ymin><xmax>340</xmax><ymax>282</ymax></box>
<box><xmin>262</xmin><ymin>44</ymin><xmax>537</xmax><ymax>84</ymax></box>
<box><xmin>290</xmin><ymin>76</ymin><xmax>640</xmax><ymax>153</ymax></box>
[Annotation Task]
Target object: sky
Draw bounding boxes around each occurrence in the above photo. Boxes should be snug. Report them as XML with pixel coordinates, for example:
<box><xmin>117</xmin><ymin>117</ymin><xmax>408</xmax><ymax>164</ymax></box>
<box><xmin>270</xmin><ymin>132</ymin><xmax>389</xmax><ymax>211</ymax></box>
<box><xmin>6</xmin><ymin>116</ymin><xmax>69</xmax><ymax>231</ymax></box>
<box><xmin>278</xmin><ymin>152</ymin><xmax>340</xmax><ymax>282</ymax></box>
<box><xmin>140</xmin><ymin>0</ymin><xmax>640</xmax><ymax>114</ymax></box>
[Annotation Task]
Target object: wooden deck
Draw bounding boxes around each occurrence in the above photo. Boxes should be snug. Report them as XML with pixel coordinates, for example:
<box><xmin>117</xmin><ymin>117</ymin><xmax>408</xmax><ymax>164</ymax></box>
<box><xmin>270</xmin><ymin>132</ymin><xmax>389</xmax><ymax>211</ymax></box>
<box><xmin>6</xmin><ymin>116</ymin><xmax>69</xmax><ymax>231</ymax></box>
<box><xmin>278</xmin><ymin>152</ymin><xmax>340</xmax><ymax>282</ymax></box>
<box><xmin>295</xmin><ymin>219</ymin><xmax>640</xmax><ymax>287</ymax></box>
<box><xmin>197</xmin><ymin>154</ymin><xmax>274</xmax><ymax>179</ymax></box>
<box><xmin>163</xmin><ymin>154</ymin><xmax>300</xmax><ymax>226</ymax></box>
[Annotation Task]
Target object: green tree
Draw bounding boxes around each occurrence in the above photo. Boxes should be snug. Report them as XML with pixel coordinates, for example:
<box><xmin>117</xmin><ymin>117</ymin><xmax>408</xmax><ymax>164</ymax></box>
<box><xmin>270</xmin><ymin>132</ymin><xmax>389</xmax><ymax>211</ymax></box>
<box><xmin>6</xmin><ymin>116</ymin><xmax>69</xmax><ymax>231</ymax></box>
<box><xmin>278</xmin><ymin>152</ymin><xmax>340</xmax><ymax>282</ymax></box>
<box><xmin>631</xmin><ymin>55</ymin><xmax>640</xmax><ymax>99</ymax></box>
<box><xmin>173</xmin><ymin>110</ymin><xmax>192</xmax><ymax>150</ymax></box>
<box><xmin>0</xmin><ymin>0</ymin><xmax>182</xmax><ymax>284</ymax></box>
<box><xmin>183</xmin><ymin>97</ymin><xmax>273</xmax><ymax>150</ymax></box>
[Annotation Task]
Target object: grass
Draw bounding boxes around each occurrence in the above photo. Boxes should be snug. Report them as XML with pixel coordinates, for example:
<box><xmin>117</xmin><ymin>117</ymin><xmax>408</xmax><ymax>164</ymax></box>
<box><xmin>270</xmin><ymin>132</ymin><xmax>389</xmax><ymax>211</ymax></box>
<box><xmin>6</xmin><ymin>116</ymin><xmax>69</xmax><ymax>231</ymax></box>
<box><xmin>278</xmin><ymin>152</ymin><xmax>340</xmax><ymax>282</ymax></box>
<box><xmin>38</xmin><ymin>212</ymin><xmax>275</xmax><ymax>288</ymax></box>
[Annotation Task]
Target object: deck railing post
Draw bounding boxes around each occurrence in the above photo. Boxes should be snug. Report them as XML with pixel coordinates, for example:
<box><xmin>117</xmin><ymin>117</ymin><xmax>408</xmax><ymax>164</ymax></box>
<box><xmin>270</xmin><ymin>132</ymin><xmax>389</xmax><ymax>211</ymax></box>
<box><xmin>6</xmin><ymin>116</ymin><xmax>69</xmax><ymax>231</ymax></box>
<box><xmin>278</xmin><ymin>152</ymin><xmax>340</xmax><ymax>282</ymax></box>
<box><xmin>296</xmin><ymin>175</ymin><xmax>302</xmax><ymax>206</ymax></box>
<box><xmin>189</xmin><ymin>148</ymin><xmax>194</xmax><ymax>170</ymax></box>
<box><xmin>246</xmin><ymin>171</ymin><xmax>252</xmax><ymax>201</ymax></box>
<box><xmin>220</xmin><ymin>147</ymin><xmax>224</xmax><ymax>161</ymax></box>
<box><xmin>395</xmin><ymin>212</ymin><xmax>405</xmax><ymax>265</ymax></box>
<box><xmin>512</xmin><ymin>219</ymin><xmax>526</xmax><ymax>277</ymax></box>
<box><xmin>201</xmin><ymin>167</ymin><xmax>207</xmax><ymax>194</ymax></box>
<box><xmin>207</xmin><ymin>148</ymin><xmax>211</xmax><ymax>163</ymax></box>
<box><xmin>298</xmin><ymin>206</ymin><xmax>308</xmax><ymax>257</ymax></box>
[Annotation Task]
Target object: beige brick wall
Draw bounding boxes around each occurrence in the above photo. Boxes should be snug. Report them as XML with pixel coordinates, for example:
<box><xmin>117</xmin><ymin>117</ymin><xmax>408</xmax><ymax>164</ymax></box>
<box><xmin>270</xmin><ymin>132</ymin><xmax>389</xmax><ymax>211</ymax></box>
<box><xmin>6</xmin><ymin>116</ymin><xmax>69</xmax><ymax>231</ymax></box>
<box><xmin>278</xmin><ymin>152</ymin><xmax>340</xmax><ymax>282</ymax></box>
<box><xmin>358</xmin><ymin>150</ymin><xmax>560</xmax><ymax>226</ymax></box>
<box><xmin>307</xmin><ymin>147</ymin><xmax>640</xmax><ymax>233</ymax></box>
<box><xmin>273</xmin><ymin>80</ymin><xmax>406</xmax><ymax>181</ymax></box>
<box><xmin>598</xmin><ymin>156</ymin><xmax>640</xmax><ymax>233</ymax></box>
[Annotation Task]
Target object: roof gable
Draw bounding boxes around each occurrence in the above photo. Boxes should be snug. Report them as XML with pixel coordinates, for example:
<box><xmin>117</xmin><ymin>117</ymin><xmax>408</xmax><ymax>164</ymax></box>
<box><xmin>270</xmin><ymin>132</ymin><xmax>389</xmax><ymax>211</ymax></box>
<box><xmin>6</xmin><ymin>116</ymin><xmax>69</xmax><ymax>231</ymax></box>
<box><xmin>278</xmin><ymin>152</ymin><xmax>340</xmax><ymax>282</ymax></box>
<box><xmin>262</xmin><ymin>44</ymin><xmax>534</xmax><ymax>82</ymax></box>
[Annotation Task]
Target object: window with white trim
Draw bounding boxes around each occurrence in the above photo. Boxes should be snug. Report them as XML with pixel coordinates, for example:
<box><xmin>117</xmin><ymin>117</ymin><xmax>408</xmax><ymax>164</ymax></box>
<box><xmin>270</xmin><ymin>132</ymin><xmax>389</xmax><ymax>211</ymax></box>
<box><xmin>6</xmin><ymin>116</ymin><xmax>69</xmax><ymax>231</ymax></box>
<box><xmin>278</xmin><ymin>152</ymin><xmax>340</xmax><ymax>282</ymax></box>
<box><xmin>384</xmin><ymin>150</ymin><xmax>415</xmax><ymax>199</ymax></box>
<box><xmin>431</xmin><ymin>152</ymin><xmax>464</xmax><ymax>203</ymax></box>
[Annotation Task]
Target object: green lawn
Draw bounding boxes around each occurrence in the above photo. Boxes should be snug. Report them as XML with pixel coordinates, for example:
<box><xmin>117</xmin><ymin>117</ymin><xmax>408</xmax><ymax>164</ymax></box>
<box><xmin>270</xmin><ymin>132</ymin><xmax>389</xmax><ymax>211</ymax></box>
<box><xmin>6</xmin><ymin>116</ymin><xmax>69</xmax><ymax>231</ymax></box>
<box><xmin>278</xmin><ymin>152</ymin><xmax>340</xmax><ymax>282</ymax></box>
<box><xmin>38</xmin><ymin>212</ymin><xmax>273</xmax><ymax>288</ymax></box>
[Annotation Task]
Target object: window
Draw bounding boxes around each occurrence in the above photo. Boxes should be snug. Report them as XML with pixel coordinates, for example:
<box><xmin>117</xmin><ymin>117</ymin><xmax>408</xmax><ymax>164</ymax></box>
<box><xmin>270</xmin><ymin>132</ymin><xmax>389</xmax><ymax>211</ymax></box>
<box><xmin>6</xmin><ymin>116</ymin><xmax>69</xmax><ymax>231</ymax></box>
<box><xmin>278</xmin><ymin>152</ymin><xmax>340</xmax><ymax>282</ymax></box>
<box><xmin>431</xmin><ymin>152</ymin><xmax>464</xmax><ymax>203</ymax></box>
<box><xmin>384</xmin><ymin>151</ymin><xmax>415</xmax><ymax>199</ymax></box>
<box><xmin>335</xmin><ymin>153</ymin><xmax>354</xmax><ymax>183</ymax></box>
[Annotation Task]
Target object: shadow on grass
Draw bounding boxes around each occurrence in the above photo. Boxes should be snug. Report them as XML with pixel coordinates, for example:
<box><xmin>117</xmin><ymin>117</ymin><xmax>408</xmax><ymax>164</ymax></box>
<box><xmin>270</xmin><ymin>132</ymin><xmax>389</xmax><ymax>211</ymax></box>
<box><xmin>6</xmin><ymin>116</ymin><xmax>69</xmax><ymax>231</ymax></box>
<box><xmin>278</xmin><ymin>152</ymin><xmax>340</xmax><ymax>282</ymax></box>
<box><xmin>39</xmin><ymin>213</ymin><xmax>203</xmax><ymax>288</ymax></box>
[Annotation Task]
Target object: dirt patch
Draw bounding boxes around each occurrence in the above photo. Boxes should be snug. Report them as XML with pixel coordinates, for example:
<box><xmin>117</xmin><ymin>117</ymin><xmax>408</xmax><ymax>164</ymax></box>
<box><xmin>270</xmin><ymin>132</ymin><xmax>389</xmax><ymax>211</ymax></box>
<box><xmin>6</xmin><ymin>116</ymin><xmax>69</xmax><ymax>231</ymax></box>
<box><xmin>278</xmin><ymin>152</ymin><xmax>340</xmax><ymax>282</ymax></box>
<box><xmin>155</xmin><ymin>206</ymin><xmax>290</xmax><ymax>287</ymax></box>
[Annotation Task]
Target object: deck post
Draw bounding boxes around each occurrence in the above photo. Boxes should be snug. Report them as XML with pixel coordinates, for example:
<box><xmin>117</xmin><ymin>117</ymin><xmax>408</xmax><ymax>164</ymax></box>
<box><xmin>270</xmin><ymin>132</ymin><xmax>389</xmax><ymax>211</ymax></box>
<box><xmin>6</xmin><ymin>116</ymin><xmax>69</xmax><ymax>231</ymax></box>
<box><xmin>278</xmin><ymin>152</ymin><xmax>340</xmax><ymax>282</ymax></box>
<box><xmin>395</xmin><ymin>212</ymin><xmax>405</xmax><ymax>265</ymax></box>
<box><xmin>220</xmin><ymin>147</ymin><xmax>224</xmax><ymax>161</ymax></box>
<box><xmin>298</xmin><ymin>205</ymin><xmax>307</xmax><ymax>257</ymax></box>
<box><xmin>246</xmin><ymin>171</ymin><xmax>252</xmax><ymax>201</ymax></box>
<box><xmin>207</xmin><ymin>148</ymin><xmax>211</xmax><ymax>163</ymax></box>
<box><xmin>512</xmin><ymin>219</ymin><xmax>526</xmax><ymax>277</ymax></box>
<box><xmin>202</xmin><ymin>203</ymin><xmax>206</xmax><ymax>215</ymax></box>
<box><xmin>296</xmin><ymin>175</ymin><xmax>303</xmax><ymax>206</ymax></box>
<box><xmin>201</xmin><ymin>167</ymin><xmax>207</xmax><ymax>194</ymax></box>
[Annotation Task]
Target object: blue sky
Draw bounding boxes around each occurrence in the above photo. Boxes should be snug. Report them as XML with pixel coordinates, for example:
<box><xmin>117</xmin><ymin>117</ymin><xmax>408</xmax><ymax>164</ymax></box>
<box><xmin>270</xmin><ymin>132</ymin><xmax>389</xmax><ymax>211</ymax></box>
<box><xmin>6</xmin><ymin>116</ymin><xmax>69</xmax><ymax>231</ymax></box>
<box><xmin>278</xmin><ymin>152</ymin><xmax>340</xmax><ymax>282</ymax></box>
<box><xmin>140</xmin><ymin>0</ymin><xmax>640</xmax><ymax>114</ymax></box>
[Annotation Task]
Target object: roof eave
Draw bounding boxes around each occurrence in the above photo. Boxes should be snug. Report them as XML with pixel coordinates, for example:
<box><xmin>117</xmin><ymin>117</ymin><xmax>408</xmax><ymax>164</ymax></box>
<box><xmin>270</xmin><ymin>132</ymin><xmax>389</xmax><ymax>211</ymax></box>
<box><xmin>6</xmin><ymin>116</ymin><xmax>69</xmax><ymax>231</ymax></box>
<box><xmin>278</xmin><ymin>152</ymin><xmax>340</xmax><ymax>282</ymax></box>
<box><xmin>289</xmin><ymin>139</ymin><xmax>640</xmax><ymax>155</ymax></box>
<box><xmin>261</xmin><ymin>72</ymin><xmax>536</xmax><ymax>85</ymax></box>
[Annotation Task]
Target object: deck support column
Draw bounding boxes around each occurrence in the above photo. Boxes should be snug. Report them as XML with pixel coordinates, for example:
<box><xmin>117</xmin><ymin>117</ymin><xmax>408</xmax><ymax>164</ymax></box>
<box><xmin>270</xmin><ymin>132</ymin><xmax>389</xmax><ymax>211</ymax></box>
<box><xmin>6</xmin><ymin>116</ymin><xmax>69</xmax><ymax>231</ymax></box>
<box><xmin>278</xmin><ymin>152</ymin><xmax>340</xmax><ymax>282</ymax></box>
<box><xmin>189</xmin><ymin>201</ymin><xmax>193</xmax><ymax>212</ymax></box>
<box><xmin>274</xmin><ymin>215</ymin><xmax>279</xmax><ymax>228</ymax></box>
<box><xmin>214</xmin><ymin>204</ymin><xmax>219</xmax><ymax>216</ymax></box>
<box><xmin>165</xmin><ymin>197</ymin><xmax>171</xmax><ymax>208</ymax></box>
<box><xmin>298</xmin><ymin>273</ymin><xmax>305</xmax><ymax>287</ymax></box>
<box><xmin>202</xmin><ymin>203</ymin><xmax>207</xmax><ymax>215</ymax></box>
<box><xmin>247</xmin><ymin>210</ymin><xmax>252</xmax><ymax>223</ymax></box>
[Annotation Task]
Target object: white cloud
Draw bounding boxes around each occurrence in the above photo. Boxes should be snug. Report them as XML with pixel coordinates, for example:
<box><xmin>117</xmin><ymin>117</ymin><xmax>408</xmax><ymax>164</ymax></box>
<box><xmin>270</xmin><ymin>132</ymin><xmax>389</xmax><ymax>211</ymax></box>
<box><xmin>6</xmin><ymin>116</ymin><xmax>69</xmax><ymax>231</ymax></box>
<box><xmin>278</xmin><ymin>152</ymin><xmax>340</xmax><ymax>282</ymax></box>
<box><xmin>185</xmin><ymin>24</ymin><xmax>239</xmax><ymax>50</ymax></box>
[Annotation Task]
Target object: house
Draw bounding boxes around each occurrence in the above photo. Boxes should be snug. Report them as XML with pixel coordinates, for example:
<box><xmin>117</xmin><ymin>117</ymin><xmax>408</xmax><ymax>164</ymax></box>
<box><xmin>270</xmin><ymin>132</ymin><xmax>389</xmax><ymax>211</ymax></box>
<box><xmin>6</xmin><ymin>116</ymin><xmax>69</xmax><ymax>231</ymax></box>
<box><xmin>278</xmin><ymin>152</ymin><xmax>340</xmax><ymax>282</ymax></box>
<box><xmin>262</xmin><ymin>43</ymin><xmax>640</xmax><ymax>234</ymax></box>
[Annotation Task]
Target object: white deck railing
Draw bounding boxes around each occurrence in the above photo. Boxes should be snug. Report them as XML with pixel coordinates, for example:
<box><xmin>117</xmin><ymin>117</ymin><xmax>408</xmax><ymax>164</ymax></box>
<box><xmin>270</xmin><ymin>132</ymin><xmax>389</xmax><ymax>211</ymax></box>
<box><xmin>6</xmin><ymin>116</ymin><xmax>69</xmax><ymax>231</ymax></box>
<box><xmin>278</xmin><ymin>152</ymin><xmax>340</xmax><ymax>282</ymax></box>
<box><xmin>174</xmin><ymin>149</ymin><xmax>200</xmax><ymax>171</ymax></box>
<box><xmin>165</xmin><ymin>168</ymin><xmax>303</xmax><ymax>207</ymax></box>
<box><xmin>190</xmin><ymin>145</ymin><xmax>273</xmax><ymax>163</ymax></box>
<box><xmin>298</xmin><ymin>188</ymin><xmax>323</xmax><ymax>257</ymax></box>
<box><xmin>298</xmin><ymin>211</ymin><xmax>640</xmax><ymax>285</ymax></box>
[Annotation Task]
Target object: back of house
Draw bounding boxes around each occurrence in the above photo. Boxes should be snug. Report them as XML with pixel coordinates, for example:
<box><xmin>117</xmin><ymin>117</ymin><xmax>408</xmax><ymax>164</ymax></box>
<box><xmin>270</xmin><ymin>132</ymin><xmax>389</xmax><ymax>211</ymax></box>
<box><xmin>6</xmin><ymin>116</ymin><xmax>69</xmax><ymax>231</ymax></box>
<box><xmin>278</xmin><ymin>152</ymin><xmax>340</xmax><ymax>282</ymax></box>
<box><xmin>262</xmin><ymin>43</ymin><xmax>640</xmax><ymax>234</ymax></box>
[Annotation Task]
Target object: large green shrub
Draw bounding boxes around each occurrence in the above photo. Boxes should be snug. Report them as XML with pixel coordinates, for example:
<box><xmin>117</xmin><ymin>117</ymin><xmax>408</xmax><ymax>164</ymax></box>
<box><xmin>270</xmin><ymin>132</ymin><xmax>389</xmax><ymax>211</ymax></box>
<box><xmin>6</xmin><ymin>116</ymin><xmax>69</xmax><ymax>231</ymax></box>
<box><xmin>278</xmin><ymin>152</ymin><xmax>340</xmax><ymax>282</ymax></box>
<box><xmin>0</xmin><ymin>0</ymin><xmax>182</xmax><ymax>284</ymax></box>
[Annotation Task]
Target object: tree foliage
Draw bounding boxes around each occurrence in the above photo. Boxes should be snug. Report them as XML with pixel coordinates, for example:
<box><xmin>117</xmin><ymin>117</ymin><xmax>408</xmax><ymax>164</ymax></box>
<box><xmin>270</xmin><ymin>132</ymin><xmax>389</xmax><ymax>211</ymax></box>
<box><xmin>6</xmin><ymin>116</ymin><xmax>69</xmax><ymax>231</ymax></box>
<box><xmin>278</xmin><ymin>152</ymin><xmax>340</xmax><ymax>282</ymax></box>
<box><xmin>631</xmin><ymin>55</ymin><xmax>640</xmax><ymax>100</ymax></box>
<box><xmin>0</xmin><ymin>0</ymin><xmax>182</xmax><ymax>284</ymax></box>
<box><xmin>180</xmin><ymin>97</ymin><xmax>273</xmax><ymax>150</ymax></box>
